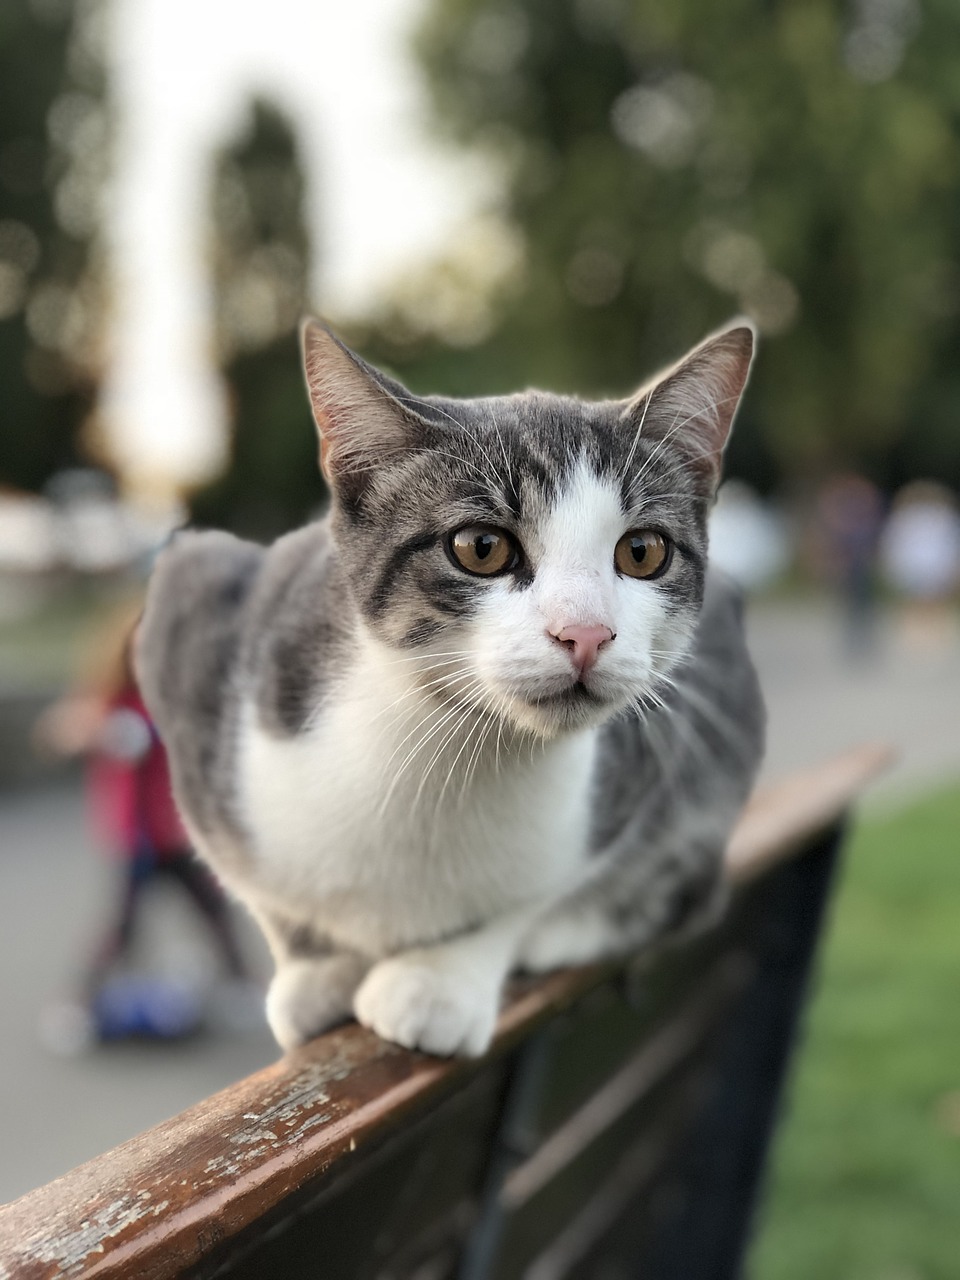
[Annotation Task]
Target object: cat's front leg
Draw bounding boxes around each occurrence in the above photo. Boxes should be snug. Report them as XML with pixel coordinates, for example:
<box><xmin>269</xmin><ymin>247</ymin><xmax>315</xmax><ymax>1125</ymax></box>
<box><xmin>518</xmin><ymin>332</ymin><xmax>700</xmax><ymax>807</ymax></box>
<box><xmin>353</xmin><ymin>910</ymin><xmax>536</xmax><ymax>1057</ymax></box>
<box><xmin>518</xmin><ymin>841</ymin><xmax>728</xmax><ymax>974</ymax></box>
<box><xmin>254</xmin><ymin>908</ymin><xmax>372</xmax><ymax>1051</ymax></box>
<box><xmin>266</xmin><ymin>952</ymin><xmax>370</xmax><ymax>1051</ymax></box>
<box><xmin>517</xmin><ymin>904</ymin><xmax>621</xmax><ymax>973</ymax></box>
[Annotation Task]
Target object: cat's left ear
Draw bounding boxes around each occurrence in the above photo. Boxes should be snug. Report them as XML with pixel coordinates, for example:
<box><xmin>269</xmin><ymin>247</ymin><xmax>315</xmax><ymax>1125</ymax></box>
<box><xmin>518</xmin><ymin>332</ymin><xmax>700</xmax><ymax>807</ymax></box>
<box><xmin>622</xmin><ymin>320</ymin><xmax>756</xmax><ymax>492</ymax></box>
<box><xmin>300</xmin><ymin>318</ymin><xmax>421</xmax><ymax>486</ymax></box>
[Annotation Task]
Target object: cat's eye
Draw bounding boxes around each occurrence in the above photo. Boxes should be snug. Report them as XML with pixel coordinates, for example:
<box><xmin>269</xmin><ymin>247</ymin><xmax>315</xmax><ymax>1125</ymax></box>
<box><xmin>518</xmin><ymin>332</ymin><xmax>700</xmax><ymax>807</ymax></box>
<box><xmin>615</xmin><ymin>530</ymin><xmax>671</xmax><ymax>579</ymax></box>
<box><xmin>448</xmin><ymin>525</ymin><xmax>519</xmax><ymax>577</ymax></box>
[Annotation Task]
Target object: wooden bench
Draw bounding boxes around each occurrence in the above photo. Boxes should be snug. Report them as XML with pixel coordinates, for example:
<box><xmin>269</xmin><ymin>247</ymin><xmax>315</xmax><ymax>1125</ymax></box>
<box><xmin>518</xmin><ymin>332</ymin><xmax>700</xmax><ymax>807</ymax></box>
<box><xmin>0</xmin><ymin>745</ymin><xmax>891</xmax><ymax>1280</ymax></box>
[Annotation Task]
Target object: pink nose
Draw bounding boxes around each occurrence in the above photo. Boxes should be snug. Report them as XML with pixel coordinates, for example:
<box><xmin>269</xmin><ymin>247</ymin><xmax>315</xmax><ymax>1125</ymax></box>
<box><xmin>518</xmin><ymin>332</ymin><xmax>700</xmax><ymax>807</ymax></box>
<box><xmin>550</xmin><ymin>624</ymin><xmax>615</xmax><ymax>676</ymax></box>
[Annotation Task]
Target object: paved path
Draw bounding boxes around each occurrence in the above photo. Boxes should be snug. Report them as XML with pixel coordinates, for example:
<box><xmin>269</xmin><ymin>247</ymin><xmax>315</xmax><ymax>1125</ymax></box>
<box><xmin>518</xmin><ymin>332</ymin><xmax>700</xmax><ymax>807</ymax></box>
<box><xmin>0</xmin><ymin>787</ymin><xmax>277</xmax><ymax>1203</ymax></box>
<box><xmin>0</xmin><ymin>602</ymin><xmax>957</xmax><ymax>1202</ymax></box>
<box><xmin>747</xmin><ymin>600</ymin><xmax>960</xmax><ymax>802</ymax></box>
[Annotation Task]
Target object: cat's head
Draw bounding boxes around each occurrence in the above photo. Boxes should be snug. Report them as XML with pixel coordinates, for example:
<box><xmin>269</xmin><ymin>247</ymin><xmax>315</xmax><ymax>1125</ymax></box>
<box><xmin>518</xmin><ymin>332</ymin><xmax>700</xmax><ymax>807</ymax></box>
<box><xmin>302</xmin><ymin>320</ymin><xmax>754</xmax><ymax>737</ymax></box>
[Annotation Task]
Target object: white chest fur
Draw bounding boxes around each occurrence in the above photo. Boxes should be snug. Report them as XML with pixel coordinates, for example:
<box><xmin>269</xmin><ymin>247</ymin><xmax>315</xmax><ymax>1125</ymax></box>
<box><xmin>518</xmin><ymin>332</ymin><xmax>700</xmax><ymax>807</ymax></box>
<box><xmin>237</xmin><ymin>663</ymin><xmax>597</xmax><ymax>958</ymax></box>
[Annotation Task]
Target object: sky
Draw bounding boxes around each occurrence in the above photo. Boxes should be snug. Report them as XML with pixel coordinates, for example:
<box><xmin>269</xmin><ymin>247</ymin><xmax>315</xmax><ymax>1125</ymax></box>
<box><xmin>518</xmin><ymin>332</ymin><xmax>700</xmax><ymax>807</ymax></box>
<box><xmin>99</xmin><ymin>0</ymin><xmax>488</xmax><ymax>494</ymax></box>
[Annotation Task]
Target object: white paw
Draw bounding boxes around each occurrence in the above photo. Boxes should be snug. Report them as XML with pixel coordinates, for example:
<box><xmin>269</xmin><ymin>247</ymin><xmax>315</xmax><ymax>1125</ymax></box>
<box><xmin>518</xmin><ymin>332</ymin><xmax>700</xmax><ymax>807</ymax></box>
<box><xmin>518</xmin><ymin>908</ymin><xmax>615</xmax><ymax>973</ymax></box>
<box><xmin>353</xmin><ymin>954</ymin><xmax>499</xmax><ymax>1058</ymax></box>
<box><xmin>266</xmin><ymin>954</ymin><xmax>368</xmax><ymax>1051</ymax></box>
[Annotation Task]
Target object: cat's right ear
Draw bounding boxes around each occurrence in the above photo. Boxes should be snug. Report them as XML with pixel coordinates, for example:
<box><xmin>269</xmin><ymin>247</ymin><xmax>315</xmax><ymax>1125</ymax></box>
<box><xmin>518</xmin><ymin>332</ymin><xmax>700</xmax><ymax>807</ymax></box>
<box><xmin>300</xmin><ymin>318</ymin><xmax>413</xmax><ymax>485</ymax></box>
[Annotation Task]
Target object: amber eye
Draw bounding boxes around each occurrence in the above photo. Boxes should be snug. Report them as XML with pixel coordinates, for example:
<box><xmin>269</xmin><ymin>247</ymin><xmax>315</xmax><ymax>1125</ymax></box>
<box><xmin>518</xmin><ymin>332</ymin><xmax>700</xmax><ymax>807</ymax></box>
<box><xmin>448</xmin><ymin>525</ymin><xmax>518</xmax><ymax>576</ymax></box>
<box><xmin>614</xmin><ymin>530</ymin><xmax>671</xmax><ymax>579</ymax></box>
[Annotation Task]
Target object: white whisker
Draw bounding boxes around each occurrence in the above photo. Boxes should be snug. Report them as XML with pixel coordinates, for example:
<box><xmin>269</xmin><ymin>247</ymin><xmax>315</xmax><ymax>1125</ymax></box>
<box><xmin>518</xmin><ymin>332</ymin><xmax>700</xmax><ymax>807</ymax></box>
<box><xmin>621</xmin><ymin>383</ymin><xmax>656</xmax><ymax>479</ymax></box>
<box><xmin>412</xmin><ymin>694</ymin><xmax>488</xmax><ymax>814</ymax></box>
<box><xmin>376</xmin><ymin>677</ymin><xmax>487</xmax><ymax>814</ymax></box>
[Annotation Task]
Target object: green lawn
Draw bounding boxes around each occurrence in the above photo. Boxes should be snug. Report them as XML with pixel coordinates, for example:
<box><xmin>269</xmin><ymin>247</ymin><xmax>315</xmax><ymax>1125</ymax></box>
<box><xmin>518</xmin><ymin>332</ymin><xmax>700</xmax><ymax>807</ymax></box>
<box><xmin>749</xmin><ymin>782</ymin><xmax>960</xmax><ymax>1280</ymax></box>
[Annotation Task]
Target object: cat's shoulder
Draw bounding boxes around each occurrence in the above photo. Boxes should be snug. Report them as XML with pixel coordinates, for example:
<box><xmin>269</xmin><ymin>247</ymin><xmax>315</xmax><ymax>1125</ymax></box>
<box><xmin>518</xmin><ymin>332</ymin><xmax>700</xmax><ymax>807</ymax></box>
<box><xmin>138</xmin><ymin>528</ymin><xmax>265</xmax><ymax>729</ymax></box>
<box><xmin>246</xmin><ymin>521</ymin><xmax>334</xmax><ymax>613</ymax></box>
<box><xmin>243</xmin><ymin>520</ymin><xmax>354</xmax><ymax>737</ymax></box>
<box><xmin>148</xmin><ymin>527</ymin><xmax>266</xmax><ymax>612</ymax></box>
<box><xmin>140</xmin><ymin>527</ymin><xmax>265</xmax><ymax>668</ymax></box>
<box><xmin>693</xmin><ymin>567</ymin><xmax>753</xmax><ymax>662</ymax></box>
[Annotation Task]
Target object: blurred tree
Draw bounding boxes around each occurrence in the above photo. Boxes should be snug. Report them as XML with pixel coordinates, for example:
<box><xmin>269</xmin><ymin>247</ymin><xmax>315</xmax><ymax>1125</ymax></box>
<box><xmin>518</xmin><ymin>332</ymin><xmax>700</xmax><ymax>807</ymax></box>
<box><xmin>361</xmin><ymin>0</ymin><xmax>960</xmax><ymax>492</ymax></box>
<box><xmin>191</xmin><ymin>97</ymin><xmax>325</xmax><ymax>539</ymax></box>
<box><xmin>0</xmin><ymin>0</ymin><xmax>109</xmax><ymax>493</ymax></box>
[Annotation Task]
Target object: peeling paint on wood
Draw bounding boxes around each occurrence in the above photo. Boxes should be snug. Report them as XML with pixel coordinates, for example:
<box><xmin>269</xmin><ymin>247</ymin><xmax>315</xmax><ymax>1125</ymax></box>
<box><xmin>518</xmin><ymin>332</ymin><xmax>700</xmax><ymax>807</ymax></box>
<box><xmin>27</xmin><ymin>1196</ymin><xmax>171</xmax><ymax>1274</ymax></box>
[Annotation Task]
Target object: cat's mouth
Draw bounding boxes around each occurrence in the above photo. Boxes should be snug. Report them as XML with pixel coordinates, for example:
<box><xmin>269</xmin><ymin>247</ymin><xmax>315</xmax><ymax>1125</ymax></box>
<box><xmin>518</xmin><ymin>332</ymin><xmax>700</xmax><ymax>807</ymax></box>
<box><xmin>505</xmin><ymin>677</ymin><xmax>618</xmax><ymax>736</ymax></box>
<box><xmin>533</xmin><ymin>681</ymin><xmax>605</xmax><ymax>708</ymax></box>
<box><xmin>490</xmin><ymin>673</ymin><xmax>621</xmax><ymax>735</ymax></box>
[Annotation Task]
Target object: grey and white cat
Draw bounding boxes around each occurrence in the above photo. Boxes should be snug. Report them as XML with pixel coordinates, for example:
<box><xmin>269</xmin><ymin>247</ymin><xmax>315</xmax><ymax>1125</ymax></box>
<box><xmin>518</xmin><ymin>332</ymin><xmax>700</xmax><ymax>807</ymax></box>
<box><xmin>137</xmin><ymin>319</ymin><xmax>765</xmax><ymax>1057</ymax></box>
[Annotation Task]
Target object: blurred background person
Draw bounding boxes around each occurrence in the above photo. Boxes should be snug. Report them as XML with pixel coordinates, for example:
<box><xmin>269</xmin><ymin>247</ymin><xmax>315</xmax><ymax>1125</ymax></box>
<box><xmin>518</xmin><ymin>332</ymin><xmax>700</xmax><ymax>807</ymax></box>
<box><xmin>881</xmin><ymin>481</ymin><xmax>960</xmax><ymax>652</ymax></box>
<box><xmin>34</xmin><ymin>597</ymin><xmax>254</xmax><ymax>1048</ymax></box>
<box><xmin>708</xmin><ymin>479</ymin><xmax>790</xmax><ymax>594</ymax></box>
<box><xmin>813</xmin><ymin>473</ymin><xmax>885</xmax><ymax>656</ymax></box>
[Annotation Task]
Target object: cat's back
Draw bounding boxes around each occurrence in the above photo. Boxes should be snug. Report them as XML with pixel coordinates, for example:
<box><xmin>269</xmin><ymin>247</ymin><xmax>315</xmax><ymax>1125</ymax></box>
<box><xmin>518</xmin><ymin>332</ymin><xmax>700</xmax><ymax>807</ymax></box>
<box><xmin>138</xmin><ymin>528</ymin><xmax>264</xmax><ymax>716</ymax></box>
<box><xmin>138</xmin><ymin>527</ymin><xmax>266</xmax><ymax>840</ymax></box>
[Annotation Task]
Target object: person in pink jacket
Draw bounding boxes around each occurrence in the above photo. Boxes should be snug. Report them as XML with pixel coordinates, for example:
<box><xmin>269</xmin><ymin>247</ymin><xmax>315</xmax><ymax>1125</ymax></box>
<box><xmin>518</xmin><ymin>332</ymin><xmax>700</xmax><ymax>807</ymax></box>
<box><xmin>37</xmin><ymin>601</ymin><xmax>250</xmax><ymax>998</ymax></box>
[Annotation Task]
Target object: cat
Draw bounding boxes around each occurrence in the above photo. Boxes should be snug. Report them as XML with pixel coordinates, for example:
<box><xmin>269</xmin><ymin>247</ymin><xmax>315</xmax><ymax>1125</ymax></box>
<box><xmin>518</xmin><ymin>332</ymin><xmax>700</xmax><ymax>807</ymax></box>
<box><xmin>136</xmin><ymin>318</ymin><xmax>765</xmax><ymax>1057</ymax></box>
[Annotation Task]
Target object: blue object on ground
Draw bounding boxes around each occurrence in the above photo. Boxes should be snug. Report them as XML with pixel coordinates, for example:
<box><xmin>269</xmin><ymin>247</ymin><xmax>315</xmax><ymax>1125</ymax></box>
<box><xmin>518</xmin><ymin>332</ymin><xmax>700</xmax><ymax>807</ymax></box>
<box><xmin>92</xmin><ymin>975</ymin><xmax>203</xmax><ymax>1041</ymax></box>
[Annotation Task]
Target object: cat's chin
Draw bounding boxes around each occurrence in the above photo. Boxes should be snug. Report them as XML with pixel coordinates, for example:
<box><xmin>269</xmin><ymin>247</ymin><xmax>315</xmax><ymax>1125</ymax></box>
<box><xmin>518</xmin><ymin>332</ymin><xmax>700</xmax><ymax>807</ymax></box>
<box><xmin>502</xmin><ymin>683</ymin><xmax>621</xmax><ymax>738</ymax></box>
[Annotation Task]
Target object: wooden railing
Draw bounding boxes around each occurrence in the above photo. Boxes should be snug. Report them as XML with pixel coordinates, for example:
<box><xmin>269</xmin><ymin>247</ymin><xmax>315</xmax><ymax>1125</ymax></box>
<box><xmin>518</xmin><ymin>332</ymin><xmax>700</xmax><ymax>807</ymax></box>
<box><xmin>0</xmin><ymin>744</ymin><xmax>892</xmax><ymax>1280</ymax></box>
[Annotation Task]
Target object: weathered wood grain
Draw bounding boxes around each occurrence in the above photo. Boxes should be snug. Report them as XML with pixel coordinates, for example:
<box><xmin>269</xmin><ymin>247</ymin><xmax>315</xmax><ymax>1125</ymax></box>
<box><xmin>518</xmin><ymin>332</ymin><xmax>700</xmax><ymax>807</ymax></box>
<box><xmin>727</xmin><ymin>741</ymin><xmax>893</xmax><ymax>883</ymax></box>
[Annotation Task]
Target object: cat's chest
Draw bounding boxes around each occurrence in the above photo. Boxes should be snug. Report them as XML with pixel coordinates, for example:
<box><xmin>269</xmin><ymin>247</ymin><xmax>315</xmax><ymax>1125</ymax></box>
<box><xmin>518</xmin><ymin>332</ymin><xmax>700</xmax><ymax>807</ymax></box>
<box><xmin>237</xmin><ymin>690</ymin><xmax>597</xmax><ymax>954</ymax></box>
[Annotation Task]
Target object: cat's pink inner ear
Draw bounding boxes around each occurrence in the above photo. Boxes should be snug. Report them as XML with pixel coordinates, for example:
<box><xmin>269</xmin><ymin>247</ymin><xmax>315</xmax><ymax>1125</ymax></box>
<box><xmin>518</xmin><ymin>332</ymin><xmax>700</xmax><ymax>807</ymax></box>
<box><xmin>633</xmin><ymin>323</ymin><xmax>756</xmax><ymax>489</ymax></box>
<box><xmin>300</xmin><ymin>318</ymin><xmax>406</xmax><ymax>482</ymax></box>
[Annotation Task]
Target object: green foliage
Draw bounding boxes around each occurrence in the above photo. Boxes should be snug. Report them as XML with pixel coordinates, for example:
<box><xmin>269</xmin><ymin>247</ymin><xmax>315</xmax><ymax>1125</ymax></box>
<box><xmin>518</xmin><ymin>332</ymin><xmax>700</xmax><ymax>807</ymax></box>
<box><xmin>190</xmin><ymin>330</ymin><xmax>326</xmax><ymax>539</ymax></box>
<box><xmin>365</xmin><ymin>0</ymin><xmax>960</xmax><ymax>492</ymax></box>
<box><xmin>210</xmin><ymin>98</ymin><xmax>313</xmax><ymax>363</ymax></box>
<box><xmin>0</xmin><ymin>0</ymin><xmax>109</xmax><ymax>493</ymax></box>
<box><xmin>191</xmin><ymin>97</ymin><xmax>326</xmax><ymax>539</ymax></box>
<box><xmin>750</xmin><ymin>782</ymin><xmax>960</xmax><ymax>1280</ymax></box>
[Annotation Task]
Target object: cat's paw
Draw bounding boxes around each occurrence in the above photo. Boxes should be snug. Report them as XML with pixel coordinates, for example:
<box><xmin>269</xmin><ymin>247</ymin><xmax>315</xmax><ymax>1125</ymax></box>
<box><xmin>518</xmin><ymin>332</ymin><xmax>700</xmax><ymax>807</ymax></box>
<box><xmin>353</xmin><ymin>954</ymin><xmax>499</xmax><ymax>1057</ymax></box>
<box><xmin>266</xmin><ymin>953</ymin><xmax>369</xmax><ymax>1051</ymax></box>
<box><xmin>518</xmin><ymin>907</ymin><xmax>616</xmax><ymax>973</ymax></box>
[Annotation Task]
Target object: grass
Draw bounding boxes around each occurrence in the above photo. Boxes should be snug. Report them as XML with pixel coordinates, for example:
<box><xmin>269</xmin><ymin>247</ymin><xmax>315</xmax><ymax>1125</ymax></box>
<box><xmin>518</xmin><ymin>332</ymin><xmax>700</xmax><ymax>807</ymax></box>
<box><xmin>749</xmin><ymin>782</ymin><xmax>960</xmax><ymax>1280</ymax></box>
